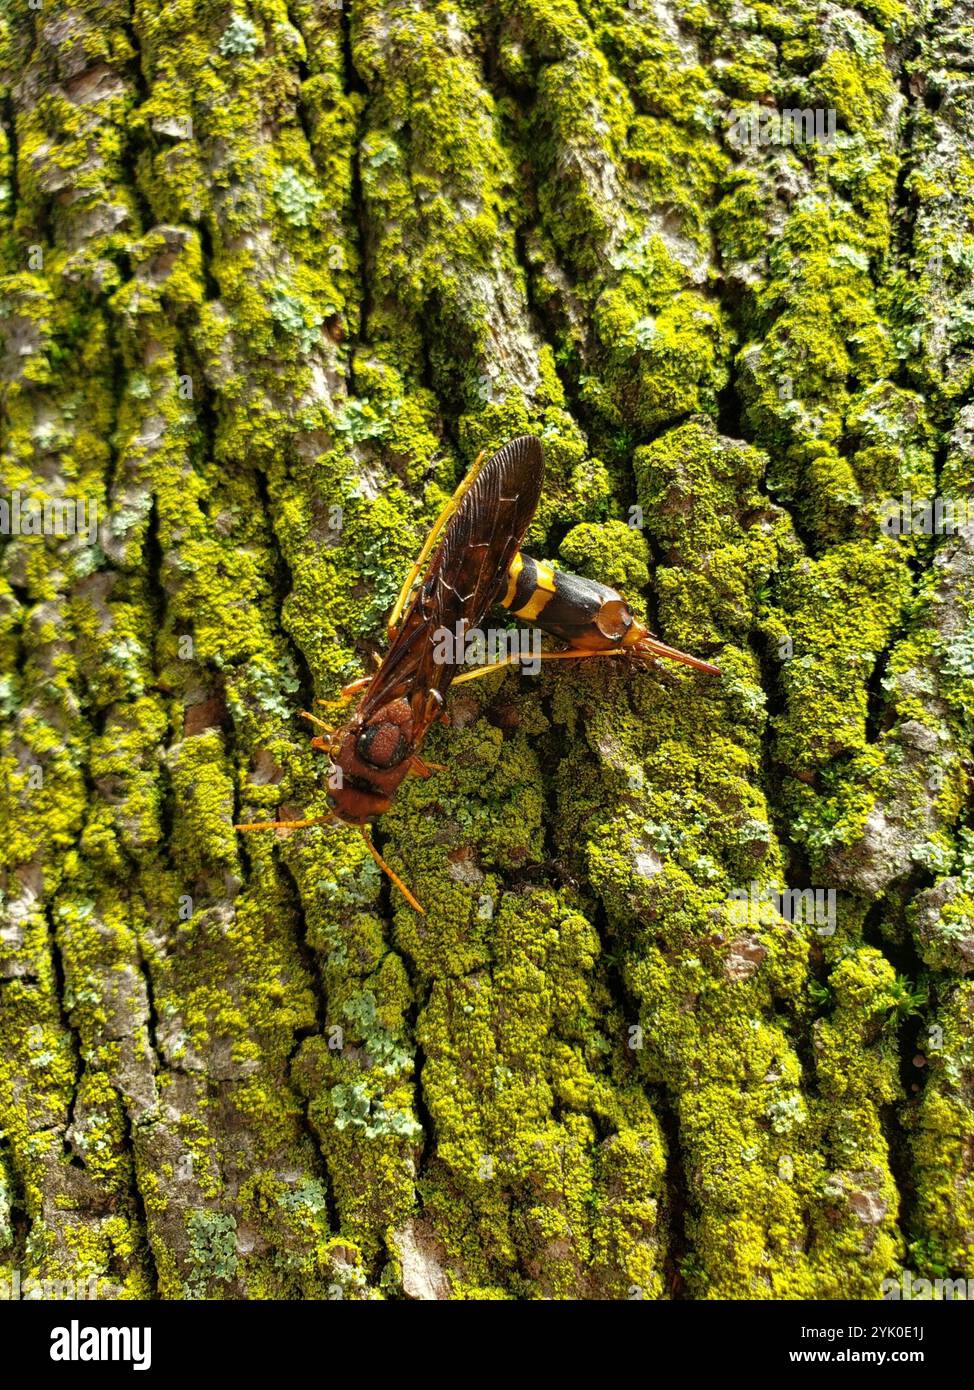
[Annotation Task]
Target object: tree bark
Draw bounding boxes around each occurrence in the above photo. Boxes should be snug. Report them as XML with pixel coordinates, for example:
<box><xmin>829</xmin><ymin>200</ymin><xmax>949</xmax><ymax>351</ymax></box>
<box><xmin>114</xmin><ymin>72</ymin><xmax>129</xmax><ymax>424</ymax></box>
<box><xmin>1</xmin><ymin>0</ymin><xmax>972</xmax><ymax>1299</ymax></box>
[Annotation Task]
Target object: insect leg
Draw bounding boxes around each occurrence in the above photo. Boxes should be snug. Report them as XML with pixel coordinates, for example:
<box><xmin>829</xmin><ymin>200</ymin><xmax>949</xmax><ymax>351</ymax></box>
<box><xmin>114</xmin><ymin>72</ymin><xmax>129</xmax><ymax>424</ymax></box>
<box><xmin>451</xmin><ymin>647</ymin><xmax>626</xmax><ymax>686</ymax></box>
<box><xmin>312</xmin><ymin>676</ymin><xmax>371</xmax><ymax>725</ymax></box>
<box><xmin>343</xmin><ymin>674</ymin><xmax>374</xmax><ymax>697</ymax></box>
<box><xmin>408</xmin><ymin>754</ymin><xmax>445</xmax><ymax>777</ymax></box>
<box><xmin>234</xmin><ymin>814</ymin><xmax>332</xmax><ymax>832</ymax></box>
<box><xmin>451</xmin><ymin>653</ymin><xmax>525</xmax><ymax>685</ymax></box>
<box><xmin>300</xmin><ymin>710</ymin><xmax>332</xmax><ymax>732</ymax></box>
<box><xmin>387</xmin><ymin>449</ymin><xmax>488</xmax><ymax>639</ymax></box>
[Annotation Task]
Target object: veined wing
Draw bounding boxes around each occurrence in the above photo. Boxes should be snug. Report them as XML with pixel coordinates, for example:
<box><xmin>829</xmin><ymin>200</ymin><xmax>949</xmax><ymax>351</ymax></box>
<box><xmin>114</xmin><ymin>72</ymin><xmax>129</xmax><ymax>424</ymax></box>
<box><xmin>358</xmin><ymin>435</ymin><xmax>544</xmax><ymax>726</ymax></box>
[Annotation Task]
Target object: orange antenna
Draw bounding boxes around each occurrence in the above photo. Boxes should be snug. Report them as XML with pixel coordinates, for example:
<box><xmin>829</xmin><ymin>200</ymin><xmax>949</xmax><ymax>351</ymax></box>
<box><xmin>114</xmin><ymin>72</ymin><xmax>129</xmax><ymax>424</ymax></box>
<box><xmin>234</xmin><ymin>812</ymin><xmax>425</xmax><ymax>914</ymax></box>
<box><xmin>360</xmin><ymin>830</ymin><xmax>425</xmax><ymax>915</ymax></box>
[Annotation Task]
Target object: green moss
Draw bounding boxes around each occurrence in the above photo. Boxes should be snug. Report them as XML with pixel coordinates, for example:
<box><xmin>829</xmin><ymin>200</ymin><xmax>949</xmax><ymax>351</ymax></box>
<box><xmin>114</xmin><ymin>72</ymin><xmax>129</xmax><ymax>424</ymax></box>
<box><xmin>558</xmin><ymin>521</ymin><xmax>650</xmax><ymax>605</ymax></box>
<box><xmin>184</xmin><ymin>1209</ymin><xmax>238</xmax><ymax>1296</ymax></box>
<box><xmin>0</xmin><ymin>0</ymin><xmax>968</xmax><ymax>1301</ymax></box>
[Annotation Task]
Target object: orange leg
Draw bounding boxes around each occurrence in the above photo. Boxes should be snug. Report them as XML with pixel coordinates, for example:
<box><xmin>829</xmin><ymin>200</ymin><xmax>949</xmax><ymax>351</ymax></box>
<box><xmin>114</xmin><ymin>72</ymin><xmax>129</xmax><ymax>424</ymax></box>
<box><xmin>387</xmin><ymin>449</ymin><xmax>488</xmax><ymax>639</ymax></box>
<box><xmin>409</xmin><ymin>754</ymin><xmax>445</xmax><ymax>778</ymax></box>
<box><xmin>300</xmin><ymin>711</ymin><xmax>340</xmax><ymax>756</ymax></box>
<box><xmin>300</xmin><ymin>709</ymin><xmax>332</xmax><ymax>732</ymax></box>
<box><xmin>343</xmin><ymin>675</ymin><xmax>372</xmax><ymax>698</ymax></box>
<box><xmin>451</xmin><ymin>646</ymin><xmax>626</xmax><ymax>686</ymax></box>
<box><xmin>234</xmin><ymin>814</ymin><xmax>332</xmax><ymax>832</ymax></box>
<box><xmin>314</xmin><ymin>675</ymin><xmax>371</xmax><ymax>715</ymax></box>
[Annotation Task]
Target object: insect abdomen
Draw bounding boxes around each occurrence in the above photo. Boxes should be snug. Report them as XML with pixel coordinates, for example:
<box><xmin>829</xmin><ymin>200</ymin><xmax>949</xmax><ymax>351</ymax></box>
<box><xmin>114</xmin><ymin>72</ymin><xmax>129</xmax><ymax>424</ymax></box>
<box><xmin>500</xmin><ymin>552</ymin><xmax>635</xmax><ymax>650</ymax></box>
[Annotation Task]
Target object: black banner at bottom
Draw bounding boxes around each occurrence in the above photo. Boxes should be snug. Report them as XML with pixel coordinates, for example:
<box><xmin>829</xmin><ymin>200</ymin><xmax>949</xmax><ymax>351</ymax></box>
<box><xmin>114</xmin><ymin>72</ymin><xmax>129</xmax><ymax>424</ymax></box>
<box><xmin>0</xmin><ymin>1295</ymin><xmax>964</xmax><ymax>1375</ymax></box>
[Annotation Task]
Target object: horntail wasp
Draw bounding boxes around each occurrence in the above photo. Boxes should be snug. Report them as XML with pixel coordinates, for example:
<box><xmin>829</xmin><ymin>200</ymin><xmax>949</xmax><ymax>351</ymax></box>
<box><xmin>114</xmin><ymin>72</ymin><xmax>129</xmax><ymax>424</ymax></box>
<box><xmin>236</xmin><ymin>436</ymin><xmax>720</xmax><ymax>912</ymax></box>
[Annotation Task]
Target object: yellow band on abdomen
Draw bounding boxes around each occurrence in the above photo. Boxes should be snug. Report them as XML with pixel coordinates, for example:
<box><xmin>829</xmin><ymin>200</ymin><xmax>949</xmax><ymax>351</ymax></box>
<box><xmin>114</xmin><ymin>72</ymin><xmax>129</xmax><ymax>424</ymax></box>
<box><xmin>512</xmin><ymin>558</ymin><xmax>557</xmax><ymax>619</ymax></box>
<box><xmin>501</xmin><ymin>552</ymin><xmax>524</xmax><ymax>609</ymax></box>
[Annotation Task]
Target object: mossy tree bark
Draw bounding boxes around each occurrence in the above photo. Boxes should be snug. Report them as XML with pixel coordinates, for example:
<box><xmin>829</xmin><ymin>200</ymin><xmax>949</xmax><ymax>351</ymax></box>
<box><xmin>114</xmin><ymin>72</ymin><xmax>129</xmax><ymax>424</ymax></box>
<box><xmin>1</xmin><ymin>0</ymin><xmax>972</xmax><ymax>1299</ymax></box>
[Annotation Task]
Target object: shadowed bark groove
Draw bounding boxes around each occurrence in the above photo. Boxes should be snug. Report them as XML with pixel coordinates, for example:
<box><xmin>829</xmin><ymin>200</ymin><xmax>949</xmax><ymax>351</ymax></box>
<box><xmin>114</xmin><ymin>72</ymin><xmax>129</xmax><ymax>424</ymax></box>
<box><xmin>1</xmin><ymin>0</ymin><xmax>971</xmax><ymax>1299</ymax></box>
